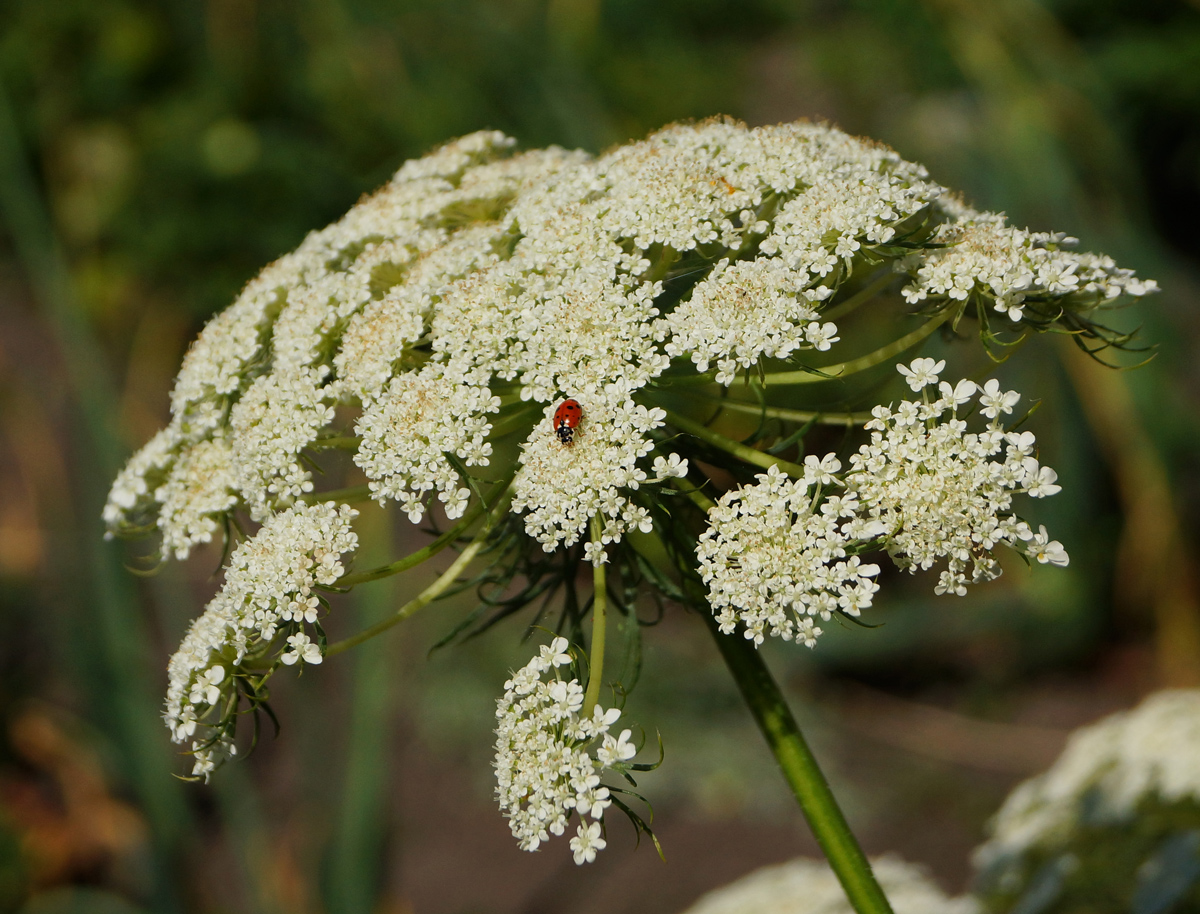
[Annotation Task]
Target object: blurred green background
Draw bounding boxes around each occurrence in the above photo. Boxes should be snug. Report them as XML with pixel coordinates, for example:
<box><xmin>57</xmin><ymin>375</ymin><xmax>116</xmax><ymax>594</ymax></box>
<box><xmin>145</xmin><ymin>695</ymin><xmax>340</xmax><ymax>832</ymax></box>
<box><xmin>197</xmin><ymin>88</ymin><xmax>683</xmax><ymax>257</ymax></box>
<box><xmin>0</xmin><ymin>0</ymin><xmax>1198</xmax><ymax>911</ymax></box>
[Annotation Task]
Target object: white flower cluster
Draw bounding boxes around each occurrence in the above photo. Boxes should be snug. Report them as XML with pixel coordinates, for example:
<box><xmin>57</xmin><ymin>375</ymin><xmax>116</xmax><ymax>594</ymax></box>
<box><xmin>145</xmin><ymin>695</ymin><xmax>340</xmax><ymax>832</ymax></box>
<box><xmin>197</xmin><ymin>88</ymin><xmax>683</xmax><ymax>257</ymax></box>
<box><xmin>975</xmin><ymin>689</ymin><xmax>1200</xmax><ymax>871</ymax></box>
<box><xmin>698</xmin><ymin>360</ymin><xmax>1068</xmax><ymax>647</ymax></box>
<box><xmin>105</xmin><ymin>119</ymin><xmax>1151</xmax><ymax>568</ymax></box>
<box><xmin>679</xmin><ymin>855</ymin><xmax>978</xmax><ymax>914</ymax></box>
<box><xmin>698</xmin><ymin>465</ymin><xmax>882</xmax><ymax>648</ymax></box>
<box><xmin>664</xmin><ymin>258</ymin><xmax>837</xmax><ymax>385</ymax></box>
<box><xmin>494</xmin><ymin>637</ymin><xmax>637</xmax><ymax>864</ymax></box>
<box><xmin>512</xmin><ymin>394</ymin><xmax>687</xmax><ymax>556</ymax></box>
<box><xmin>354</xmin><ymin>368</ymin><xmax>501</xmax><ymax>522</ymax></box>
<box><xmin>229</xmin><ymin>366</ymin><xmax>337</xmax><ymax>521</ymax></box>
<box><xmin>154</xmin><ymin>436</ymin><xmax>239</xmax><ymax>560</ymax></box>
<box><xmin>902</xmin><ymin>203</ymin><xmax>1159</xmax><ymax>321</ymax></box>
<box><xmin>163</xmin><ymin>501</ymin><xmax>358</xmax><ymax>778</ymax></box>
<box><xmin>846</xmin><ymin>358</ymin><xmax>1068</xmax><ymax>597</ymax></box>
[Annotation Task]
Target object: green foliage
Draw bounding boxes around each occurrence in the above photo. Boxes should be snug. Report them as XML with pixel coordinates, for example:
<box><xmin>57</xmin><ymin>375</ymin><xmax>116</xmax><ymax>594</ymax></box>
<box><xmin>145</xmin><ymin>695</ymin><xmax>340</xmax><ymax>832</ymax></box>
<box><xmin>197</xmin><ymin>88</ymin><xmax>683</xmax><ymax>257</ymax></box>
<box><xmin>976</xmin><ymin>796</ymin><xmax>1200</xmax><ymax>914</ymax></box>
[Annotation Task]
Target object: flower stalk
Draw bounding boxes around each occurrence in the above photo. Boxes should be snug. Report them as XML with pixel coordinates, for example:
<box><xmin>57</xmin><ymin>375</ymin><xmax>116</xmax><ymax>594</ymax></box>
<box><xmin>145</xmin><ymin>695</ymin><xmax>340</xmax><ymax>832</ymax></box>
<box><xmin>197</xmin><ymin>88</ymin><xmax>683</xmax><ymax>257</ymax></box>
<box><xmin>676</xmin><ymin>478</ymin><xmax>892</xmax><ymax>913</ymax></box>
<box><xmin>582</xmin><ymin>516</ymin><xmax>609</xmax><ymax>714</ymax></box>
<box><xmin>327</xmin><ymin>536</ymin><xmax>486</xmax><ymax>657</ymax></box>
<box><xmin>752</xmin><ymin>308</ymin><xmax>956</xmax><ymax>386</ymax></box>
<box><xmin>664</xmin><ymin>407</ymin><xmax>807</xmax><ymax>478</ymax></box>
<box><xmin>336</xmin><ymin>473</ymin><xmax>515</xmax><ymax>587</ymax></box>
<box><xmin>701</xmin><ymin>607</ymin><xmax>895</xmax><ymax>914</ymax></box>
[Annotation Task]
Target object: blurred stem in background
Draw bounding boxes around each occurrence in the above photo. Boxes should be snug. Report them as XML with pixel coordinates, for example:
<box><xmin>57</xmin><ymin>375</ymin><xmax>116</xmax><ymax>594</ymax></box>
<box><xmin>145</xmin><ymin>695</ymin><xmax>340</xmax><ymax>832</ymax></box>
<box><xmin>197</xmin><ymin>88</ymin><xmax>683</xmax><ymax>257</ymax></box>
<box><xmin>325</xmin><ymin>504</ymin><xmax>397</xmax><ymax>914</ymax></box>
<box><xmin>925</xmin><ymin>0</ymin><xmax>1200</xmax><ymax>686</ymax></box>
<box><xmin>0</xmin><ymin>76</ymin><xmax>190</xmax><ymax>909</ymax></box>
<box><xmin>1061</xmin><ymin>343</ymin><xmax>1200</xmax><ymax>686</ymax></box>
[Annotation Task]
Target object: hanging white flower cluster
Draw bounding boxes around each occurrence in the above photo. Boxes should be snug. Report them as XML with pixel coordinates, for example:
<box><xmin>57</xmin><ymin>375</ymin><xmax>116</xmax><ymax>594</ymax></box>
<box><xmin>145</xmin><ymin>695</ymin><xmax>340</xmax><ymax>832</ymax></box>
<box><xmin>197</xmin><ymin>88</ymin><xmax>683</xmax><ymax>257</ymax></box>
<box><xmin>698</xmin><ymin>465</ymin><xmax>884</xmax><ymax>648</ymax></box>
<box><xmin>698</xmin><ymin>360</ymin><xmax>1069</xmax><ymax>648</ymax></box>
<box><xmin>975</xmin><ymin>690</ymin><xmax>1200</xmax><ymax>874</ymax></box>
<box><xmin>493</xmin><ymin>637</ymin><xmax>637</xmax><ymax>864</ymax></box>
<box><xmin>847</xmin><ymin>358</ymin><xmax>1067</xmax><ymax>596</ymax></box>
<box><xmin>163</xmin><ymin>501</ymin><xmax>358</xmax><ymax>779</ymax></box>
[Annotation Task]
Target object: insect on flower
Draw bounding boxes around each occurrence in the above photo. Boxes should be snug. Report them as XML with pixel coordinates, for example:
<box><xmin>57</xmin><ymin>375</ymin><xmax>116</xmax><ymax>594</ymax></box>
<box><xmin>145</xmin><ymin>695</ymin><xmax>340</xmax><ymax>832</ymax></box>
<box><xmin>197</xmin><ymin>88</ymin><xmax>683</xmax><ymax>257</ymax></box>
<box><xmin>554</xmin><ymin>398</ymin><xmax>583</xmax><ymax>446</ymax></box>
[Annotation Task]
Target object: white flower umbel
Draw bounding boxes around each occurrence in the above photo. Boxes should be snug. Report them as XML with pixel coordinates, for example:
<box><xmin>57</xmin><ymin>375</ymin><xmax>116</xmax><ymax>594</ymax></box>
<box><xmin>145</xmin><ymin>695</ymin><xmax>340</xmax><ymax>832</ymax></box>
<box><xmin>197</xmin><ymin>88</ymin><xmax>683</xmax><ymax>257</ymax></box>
<box><xmin>512</xmin><ymin>394</ymin><xmax>668</xmax><ymax>551</ymax></box>
<box><xmin>168</xmin><ymin>253</ymin><xmax>310</xmax><ymax>428</ymax></box>
<box><xmin>105</xmin><ymin>119</ymin><xmax>1152</xmax><ymax>801</ymax></box>
<box><xmin>163</xmin><ymin>501</ymin><xmax>358</xmax><ymax>778</ymax></box>
<box><xmin>354</xmin><ymin>366</ymin><xmax>501</xmax><ymax>522</ymax></box>
<box><xmin>697</xmin><ymin>465</ymin><xmax>882</xmax><ymax>648</ymax></box>
<box><xmin>110</xmin><ymin>119</ymin><xmax>1152</xmax><ymax>566</ymax></box>
<box><xmin>680</xmin><ymin>854</ymin><xmax>977</xmax><ymax>914</ymax></box>
<box><xmin>493</xmin><ymin>637</ymin><xmax>636</xmax><ymax>863</ymax></box>
<box><xmin>103</xmin><ymin>425</ymin><xmax>182</xmax><ymax>532</ymax></box>
<box><xmin>975</xmin><ymin>690</ymin><xmax>1200</xmax><ymax>873</ymax></box>
<box><xmin>845</xmin><ymin>361</ymin><xmax>1066</xmax><ymax>596</ymax></box>
<box><xmin>664</xmin><ymin>258</ymin><xmax>838</xmax><ymax>385</ymax></box>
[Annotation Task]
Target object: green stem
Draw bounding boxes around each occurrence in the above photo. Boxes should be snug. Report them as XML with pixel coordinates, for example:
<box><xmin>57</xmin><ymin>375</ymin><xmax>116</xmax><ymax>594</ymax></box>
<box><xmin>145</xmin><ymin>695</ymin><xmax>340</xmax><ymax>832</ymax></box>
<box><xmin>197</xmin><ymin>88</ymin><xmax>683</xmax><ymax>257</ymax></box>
<box><xmin>301</xmin><ymin>484</ymin><xmax>373</xmax><ymax>506</ymax></box>
<box><xmin>310</xmin><ymin>436</ymin><xmax>361</xmax><ymax>452</ymax></box>
<box><xmin>326</xmin><ymin>537</ymin><xmax>486</xmax><ymax>657</ymax></box>
<box><xmin>674</xmin><ymin>478</ymin><xmax>893</xmax><ymax>914</ymax></box>
<box><xmin>702</xmin><ymin>611</ymin><xmax>894</xmax><ymax>914</ymax></box>
<box><xmin>753</xmin><ymin>308</ymin><xmax>954</xmax><ymax>386</ymax></box>
<box><xmin>664</xmin><ymin>408</ymin><xmax>808</xmax><ymax>478</ymax></box>
<box><xmin>489</xmin><ymin>403</ymin><xmax>542</xmax><ymax>439</ymax></box>
<box><xmin>820</xmin><ymin>269</ymin><xmax>896</xmax><ymax>323</ymax></box>
<box><xmin>335</xmin><ymin>473</ymin><xmax>514</xmax><ymax>587</ymax></box>
<box><xmin>672</xmin><ymin>390</ymin><xmax>872</xmax><ymax>428</ymax></box>
<box><xmin>582</xmin><ymin>517</ymin><xmax>608</xmax><ymax>714</ymax></box>
<box><xmin>656</xmin><ymin>307</ymin><xmax>954</xmax><ymax>389</ymax></box>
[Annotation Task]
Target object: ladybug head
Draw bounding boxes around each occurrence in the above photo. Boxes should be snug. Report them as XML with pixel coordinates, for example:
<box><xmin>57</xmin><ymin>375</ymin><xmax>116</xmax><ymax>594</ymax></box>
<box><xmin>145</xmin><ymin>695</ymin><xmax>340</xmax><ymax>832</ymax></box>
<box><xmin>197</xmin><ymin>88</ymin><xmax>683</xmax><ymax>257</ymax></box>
<box><xmin>555</xmin><ymin>424</ymin><xmax>576</xmax><ymax>446</ymax></box>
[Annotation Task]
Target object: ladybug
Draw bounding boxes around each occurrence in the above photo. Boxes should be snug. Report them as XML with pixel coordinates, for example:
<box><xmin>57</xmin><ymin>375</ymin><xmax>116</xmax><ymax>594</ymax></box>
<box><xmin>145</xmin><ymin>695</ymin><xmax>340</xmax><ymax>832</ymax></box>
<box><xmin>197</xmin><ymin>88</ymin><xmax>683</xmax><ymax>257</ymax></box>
<box><xmin>553</xmin><ymin>398</ymin><xmax>583</xmax><ymax>446</ymax></box>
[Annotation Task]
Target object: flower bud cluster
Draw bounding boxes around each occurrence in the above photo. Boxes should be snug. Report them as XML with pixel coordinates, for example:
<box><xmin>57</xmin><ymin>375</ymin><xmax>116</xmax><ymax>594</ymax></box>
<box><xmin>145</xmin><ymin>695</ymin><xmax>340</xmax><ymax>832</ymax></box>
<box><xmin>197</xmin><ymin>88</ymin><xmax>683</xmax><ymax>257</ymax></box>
<box><xmin>698</xmin><ymin>360</ymin><xmax>1069</xmax><ymax>647</ymax></box>
<box><xmin>494</xmin><ymin>637</ymin><xmax>636</xmax><ymax>864</ymax></box>
<box><xmin>164</xmin><ymin>501</ymin><xmax>358</xmax><ymax>778</ymax></box>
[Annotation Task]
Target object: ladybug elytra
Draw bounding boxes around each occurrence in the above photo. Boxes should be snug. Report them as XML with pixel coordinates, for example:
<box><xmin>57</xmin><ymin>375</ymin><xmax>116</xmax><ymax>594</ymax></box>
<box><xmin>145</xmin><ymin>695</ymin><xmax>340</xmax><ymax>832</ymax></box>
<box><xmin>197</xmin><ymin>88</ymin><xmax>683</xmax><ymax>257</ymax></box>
<box><xmin>554</xmin><ymin>398</ymin><xmax>583</xmax><ymax>446</ymax></box>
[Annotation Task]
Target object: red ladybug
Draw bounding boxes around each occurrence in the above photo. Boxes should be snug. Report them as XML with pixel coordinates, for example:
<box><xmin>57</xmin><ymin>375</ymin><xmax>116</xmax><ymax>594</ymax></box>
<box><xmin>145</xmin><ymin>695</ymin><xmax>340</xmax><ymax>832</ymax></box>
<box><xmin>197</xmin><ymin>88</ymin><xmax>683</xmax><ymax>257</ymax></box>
<box><xmin>554</xmin><ymin>398</ymin><xmax>583</xmax><ymax>446</ymax></box>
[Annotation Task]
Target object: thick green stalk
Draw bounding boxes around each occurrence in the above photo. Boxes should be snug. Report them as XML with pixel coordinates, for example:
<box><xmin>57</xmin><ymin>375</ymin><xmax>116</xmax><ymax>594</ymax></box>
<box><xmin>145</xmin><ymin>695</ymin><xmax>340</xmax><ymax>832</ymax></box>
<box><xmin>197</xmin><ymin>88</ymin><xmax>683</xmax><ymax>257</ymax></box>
<box><xmin>336</xmin><ymin>473</ymin><xmax>513</xmax><ymax>587</ymax></box>
<box><xmin>326</xmin><ymin>537</ymin><xmax>485</xmax><ymax>657</ymax></box>
<box><xmin>702</xmin><ymin>613</ymin><xmax>894</xmax><ymax>914</ymax></box>
<box><xmin>671</xmin><ymin>390</ymin><xmax>872</xmax><ymax>428</ymax></box>
<box><xmin>582</xmin><ymin>516</ymin><xmax>608</xmax><ymax>714</ymax></box>
<box><xmin>673</xmin><ymin>480</ymin><xmax>893</xmax><ymax>914</ymax></box>
<box><xmin>664</xmin><ymin>408</ymin><xmax>808</xmax><ymax>477</ymax></box>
